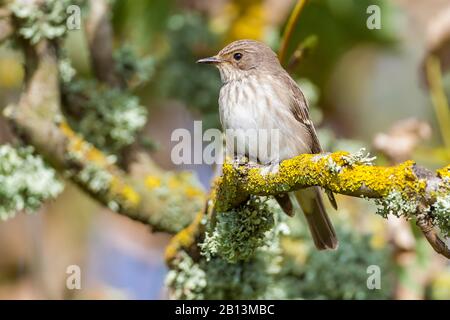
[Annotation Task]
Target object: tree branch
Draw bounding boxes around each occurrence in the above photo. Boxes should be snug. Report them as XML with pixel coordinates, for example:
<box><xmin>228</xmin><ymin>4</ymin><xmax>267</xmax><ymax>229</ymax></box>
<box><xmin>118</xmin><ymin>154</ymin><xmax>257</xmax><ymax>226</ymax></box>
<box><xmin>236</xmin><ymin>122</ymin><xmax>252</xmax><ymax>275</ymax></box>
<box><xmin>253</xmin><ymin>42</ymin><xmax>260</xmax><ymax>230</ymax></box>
<box><xmin>211</xmin><ymin>153</ymin><xmax>450</xmax><ymax>258</ymax></box>
<box><xmin>426</xmin><ymin>55</ymin><xmax>450</xmax><ymax>158</ymax></box>
<box><xmin>0</xmin><ymin>8</ymin><xmax>12</xmax><ymax>44</ymax></box>
<box><xmin>85</xmin><ymin>0</ymin><xmax>124</xmax><ymax>88</ymax></box>
<box><xmin>4</xmin><ymin>39</ymin><xmax>204</xmax><ymax>234</ymax></box>
<box><xmin>83</xmin><ymin>0</ymin><xmax>147</xmax><ymax>168</ymax></box>
<box><xmin>278</xmin><ymin>0</ymin><xmax>308</xmax><ymax>65</ymax></box>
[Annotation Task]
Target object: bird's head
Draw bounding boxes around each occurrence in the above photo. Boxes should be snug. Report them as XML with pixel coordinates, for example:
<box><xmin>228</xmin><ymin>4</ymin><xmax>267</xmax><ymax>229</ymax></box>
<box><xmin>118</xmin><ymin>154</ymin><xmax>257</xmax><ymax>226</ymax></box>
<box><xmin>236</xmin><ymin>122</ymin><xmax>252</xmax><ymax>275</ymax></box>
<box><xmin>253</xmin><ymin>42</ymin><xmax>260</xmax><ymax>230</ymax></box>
<box><xmin>197</xmin><ymin>39</ymin><xmax>280</xmax><ymax>83</ymax></box>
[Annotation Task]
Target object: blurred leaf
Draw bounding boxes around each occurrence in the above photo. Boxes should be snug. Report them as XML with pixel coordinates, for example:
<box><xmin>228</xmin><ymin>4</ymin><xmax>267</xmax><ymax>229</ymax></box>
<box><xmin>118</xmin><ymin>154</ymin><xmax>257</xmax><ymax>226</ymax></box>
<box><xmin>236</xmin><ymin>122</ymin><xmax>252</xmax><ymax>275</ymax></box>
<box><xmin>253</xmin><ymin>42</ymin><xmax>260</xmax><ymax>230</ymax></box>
<box><xmin>282</xmin><ymin>0</ymin><xmax>398</xmax><ymax>103</ymax></box>
<box><xmin>150</xmin><ymin>12</ymin><xmax>221</xmax><ymax>128</ymax></box>
<box><xmin>112</xmin><ymin>0</ymin><xmax>173</xmax><ymax>51</ymax></box>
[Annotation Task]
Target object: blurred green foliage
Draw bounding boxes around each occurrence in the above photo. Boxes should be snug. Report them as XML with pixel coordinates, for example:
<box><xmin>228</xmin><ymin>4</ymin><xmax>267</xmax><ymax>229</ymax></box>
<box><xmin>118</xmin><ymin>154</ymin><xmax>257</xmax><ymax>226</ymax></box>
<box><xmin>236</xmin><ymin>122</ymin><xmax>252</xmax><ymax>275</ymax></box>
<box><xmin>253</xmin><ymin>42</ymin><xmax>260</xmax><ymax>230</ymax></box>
<box><xmin>112</xmin><ymin>0</ymin><xmax>173</xmax><ymax>50</ymax></box>
<box><xmin>112</xmin><ymin>1</ymin><xmax>222</xmax><ymax>127</ymax></box>
<box><xmin>283</xmin><ymin>0</ymin><xmax>397</xmax><ymax>106</ymax></box>
<box><xmin>285</xmin><ymin>227</ymin><xmax>394</xmax><ymax>299</ymax></box>
<box><xmin>149</xmin><ymin>13</ymin><xmax>221</xmax><ymax>128</ymax></box>
<box><xmin>114</xmin><ymin>45</ymin><xmax>156</xmax><ymax>88</ymax></box>
<box><xmin>63</xmin><ymin>80</ymin><xmax>147</xmax><ymax>155</ymax></box>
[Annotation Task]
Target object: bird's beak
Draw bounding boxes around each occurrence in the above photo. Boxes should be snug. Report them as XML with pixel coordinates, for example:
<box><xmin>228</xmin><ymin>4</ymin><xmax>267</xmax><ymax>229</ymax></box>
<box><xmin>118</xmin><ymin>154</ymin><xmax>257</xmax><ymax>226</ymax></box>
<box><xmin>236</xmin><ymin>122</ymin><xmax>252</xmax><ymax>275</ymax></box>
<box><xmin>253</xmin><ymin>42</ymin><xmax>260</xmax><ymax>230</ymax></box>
<box><xmin>196</xmin><ymin>56</ymin><xmax>221</xmax><ymax>64</ymax></box>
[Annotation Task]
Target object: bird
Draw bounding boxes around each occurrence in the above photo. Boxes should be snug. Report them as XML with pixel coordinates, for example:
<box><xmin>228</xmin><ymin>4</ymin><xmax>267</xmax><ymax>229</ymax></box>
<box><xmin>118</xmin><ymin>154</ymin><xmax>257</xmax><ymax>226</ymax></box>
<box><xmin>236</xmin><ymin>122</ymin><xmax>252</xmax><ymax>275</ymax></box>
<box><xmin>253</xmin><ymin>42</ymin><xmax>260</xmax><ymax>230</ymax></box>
<box><xmin>197</xmin><ymin>39</ymin><xmax>338</xmax><ymax>250</ymax></box>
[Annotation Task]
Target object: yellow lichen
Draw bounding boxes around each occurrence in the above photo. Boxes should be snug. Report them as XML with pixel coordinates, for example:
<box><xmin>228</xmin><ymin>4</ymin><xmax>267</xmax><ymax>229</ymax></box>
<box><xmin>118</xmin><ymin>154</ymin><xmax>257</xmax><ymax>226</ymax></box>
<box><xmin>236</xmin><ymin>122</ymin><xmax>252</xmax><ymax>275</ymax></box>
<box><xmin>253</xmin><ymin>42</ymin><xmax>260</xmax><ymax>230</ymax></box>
<box><xmin>168</xmin><ymin>175</ymin><xmax>183</xmax><ymax>189</ymax></box>
<box><xmin>437</xmin><ymin>164</ymin><xmax>450</xmax><ymax>180</ymax></box>
<box><xmin>121</xmin><ymin>185</ymin><xmax>140</xmax><ymax>206</ymax></box>
<box><xmin>145</xmin><ymin>176</ymin><xmax>161</xmax><ymax>189</ymax></box>
<box><xmin>59</xmin><ymin>121</ymin><xmax>109</xmax><ymax>167</ymax></box>
<box><xmin>59</xmin><ymin>121</ymin><xmax>141</xmax><ymax>207</ymax></box>
<box><xmin>185</xmin><ymin>186</ymin><xmax>204</xmax><ymax>199</ymax></box>
<box><xmin>59</xmin><ymin>121</ymin><xmax>76</xmax><ymax>138</ymax></box>
<box><xmin>214</xmin><ymin>162</ymin><xmax>245</xmax><ymax>212</ymax></box>
<box><xmin>217</xmin><ymin>152</ymin><xmax>429</xmax><ymax>211</ymax></box>
<box><xmin>245</xmin><ymin>155</ymin><xmax>424</xmax><ymax>197</ymax></box>
<box><xmin>165</xmin><ymin>211</ymin><xmax>204</xmax><ymax>264</ymax></box>
<box><xmin>85</xmin><ymin>148</ymin><xmax>107</xmax><ymax>164</ymax></box>
<box><xmin>110</xmin><ymin>176</ymin><xmax>140</xmax><ymax>208</ymax></box>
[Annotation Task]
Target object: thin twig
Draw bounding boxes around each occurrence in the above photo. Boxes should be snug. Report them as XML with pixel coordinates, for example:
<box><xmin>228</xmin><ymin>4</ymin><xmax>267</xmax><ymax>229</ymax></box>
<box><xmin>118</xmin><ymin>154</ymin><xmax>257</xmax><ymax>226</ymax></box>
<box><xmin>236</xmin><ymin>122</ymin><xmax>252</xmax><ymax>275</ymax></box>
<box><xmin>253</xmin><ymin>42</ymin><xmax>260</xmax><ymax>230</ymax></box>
<box><xmin>416</xmin><ymin>210</ymin><xmax>450</xmax><ymax>259</ymax></box>
<box><xmin>286</xmin><ymin>34</ymin><xmax>318</xmax><ymax>72</ymax></box>
<box><xmin>426</xmin><ymin>55</ymin><xmax>450</xmax><ymax>158</ymax></box>
<box><xmin>278</xmin><ymin>0</ymin><xmax>308</xmax><ymax>65</ymax></box>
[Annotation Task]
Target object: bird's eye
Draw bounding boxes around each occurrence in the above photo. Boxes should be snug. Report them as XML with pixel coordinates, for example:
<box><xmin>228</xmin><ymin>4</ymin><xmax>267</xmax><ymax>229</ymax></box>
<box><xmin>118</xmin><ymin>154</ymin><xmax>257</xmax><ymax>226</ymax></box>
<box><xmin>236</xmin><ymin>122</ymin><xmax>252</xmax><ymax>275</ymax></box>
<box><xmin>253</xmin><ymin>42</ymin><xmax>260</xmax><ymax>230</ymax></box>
<box><xmin>233</xmin><ymin>52</ymin><xmax>243</xmax><ymax>61</ymax></box>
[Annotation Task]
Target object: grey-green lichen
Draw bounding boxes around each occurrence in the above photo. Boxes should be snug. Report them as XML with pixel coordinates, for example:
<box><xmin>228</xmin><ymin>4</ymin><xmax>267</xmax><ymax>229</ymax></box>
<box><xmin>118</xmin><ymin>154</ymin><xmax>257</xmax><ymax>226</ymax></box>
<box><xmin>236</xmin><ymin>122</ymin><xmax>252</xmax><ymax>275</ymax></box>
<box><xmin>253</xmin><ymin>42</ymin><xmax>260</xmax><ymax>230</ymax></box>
<box><xmin>167</xmin><ymin>211</ymin><xmax>287</xmax><ymax>299</ymax></box>
<box><xmin>432</xmin><ymin>194</ymin><xmax>450</xmax><ymax>238</ymax></box>
<box><xmin>374</xmin><ymin>190</ymin><xmax>419</xmax><ymax>219</ymax></box>
<box><xmin>325</xmin><ymin>148</ymin><xmax>377</xmax><ymax>174</ymax></box>
<box><xmin>165</xmin><ymin>251</ymin><xmax>208</xmax><ymax>300</ymax></box>
<box><xmin>167</xmin><ymin>250</ymin><xmax>285</xmax><ymax>300</ymax></box>
<box><xmin>166</xmin><ymin>211</ymin><xmax>394</xmax><ymax>300</ymax></box>
<box><xmin>326</xmin><ymin>156</ymin><xmax>343</xmax><ymax>174</ymax></box>
<box><xmin>64</xmin><ymin>80</ymin><xmax>147</xmax><ymax>154</ymax></box>
<box><xmin>10</xmin><ymin>0</ymin><xmax>83</xmax><ymax>44</ymax></box>
<box><xmin>143</xmin><ymin>173</ymin><xmax>205</xmax><ymax>233</ymax></box>
<box><xmin>113</xmin><ymin>45</ymin><xmax>155</xmax><ymax>87</ymax></box>
<box><xmin>78</xmin><ymin>163</ymin><xmax>113</xmax><ymax>193</ymax></box>
<box><xmin>341</xmin><ymin>147</ymin><xmax>377</xmax><ymax>167</ymax></box>
<box><xmin>0</xmin><ymin>144</ymin><xmax>64</xmax><ymax>220</ymax></box>
<box><xmin>58</xmin><ymin>57</ymin><xmax>76</xmax><ymax>83</ymax></box>
<box><xmin>200</xmin><ymin>196</ymin><xmax>280</xmax><ymax>263</ymax></box>
<box><xmin>326</xmin><ymin>148</ymin><xmax>377</xmax><ymax>174</ymax></box>
<box><xmin>155</xmin><ymin>13</ymin><xmax>221</xmax><ymax>128</ymax></box>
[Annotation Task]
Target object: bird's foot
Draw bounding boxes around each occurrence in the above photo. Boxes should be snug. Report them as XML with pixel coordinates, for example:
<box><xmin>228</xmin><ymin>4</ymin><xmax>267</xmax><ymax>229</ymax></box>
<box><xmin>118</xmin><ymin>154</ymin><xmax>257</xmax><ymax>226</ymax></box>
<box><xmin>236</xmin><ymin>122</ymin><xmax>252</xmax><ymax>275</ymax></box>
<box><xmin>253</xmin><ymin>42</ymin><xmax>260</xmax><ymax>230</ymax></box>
<box><xmin>231</xmin><ymin>155</ymin><xmax>248</xmax><ymax>168</ymax></box>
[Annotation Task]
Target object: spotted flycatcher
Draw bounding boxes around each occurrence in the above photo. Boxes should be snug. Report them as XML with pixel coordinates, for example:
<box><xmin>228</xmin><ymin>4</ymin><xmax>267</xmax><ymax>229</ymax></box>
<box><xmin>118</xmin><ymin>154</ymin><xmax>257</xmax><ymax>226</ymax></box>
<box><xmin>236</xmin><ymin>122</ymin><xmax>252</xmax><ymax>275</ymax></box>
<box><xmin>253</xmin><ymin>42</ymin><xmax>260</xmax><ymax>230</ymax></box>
<box><xmin>197</xmin><ymin>39</ymin><xmax>338</xmax><ymax>250</ymax></box>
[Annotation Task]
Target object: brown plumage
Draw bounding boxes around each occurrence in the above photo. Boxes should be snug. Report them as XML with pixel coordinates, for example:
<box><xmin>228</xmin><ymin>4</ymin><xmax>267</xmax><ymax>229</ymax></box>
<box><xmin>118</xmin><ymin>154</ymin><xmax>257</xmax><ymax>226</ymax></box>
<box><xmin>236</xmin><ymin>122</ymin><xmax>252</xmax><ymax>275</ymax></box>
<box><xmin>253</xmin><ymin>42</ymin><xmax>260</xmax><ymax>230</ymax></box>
<box><xmin>197</xmin><ymin>39</ymin><xmax>338</xmax><ymax>250</ymax></box>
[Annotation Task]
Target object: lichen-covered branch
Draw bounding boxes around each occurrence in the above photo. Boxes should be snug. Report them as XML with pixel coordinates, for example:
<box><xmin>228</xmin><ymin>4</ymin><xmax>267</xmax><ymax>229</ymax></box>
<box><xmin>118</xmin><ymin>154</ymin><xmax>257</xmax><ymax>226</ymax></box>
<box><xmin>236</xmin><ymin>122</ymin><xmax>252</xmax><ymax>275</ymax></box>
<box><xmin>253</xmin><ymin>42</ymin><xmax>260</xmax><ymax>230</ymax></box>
<box><xmin>82</xmin><ymin>0</ymin><xmax>152</xmax><ymax>167</ymax></box>
<box><xmin>3</xmin><ymin>31</ymin><xmax>203</xmax><ymax>234</ymax></box>
<box><xmin>2</xmin><ymin>0</ymin><xmax>448</xmax><ymax>266</ymax></box>
<box><xmin>211</xmin><ymin>152</ymin><xmax>449</xmax><ymax>258</ymax></box>
<box><xmin>216</xmin><ymin>153</ymin><xmax>430</xmax><ymax>210</ymax></box>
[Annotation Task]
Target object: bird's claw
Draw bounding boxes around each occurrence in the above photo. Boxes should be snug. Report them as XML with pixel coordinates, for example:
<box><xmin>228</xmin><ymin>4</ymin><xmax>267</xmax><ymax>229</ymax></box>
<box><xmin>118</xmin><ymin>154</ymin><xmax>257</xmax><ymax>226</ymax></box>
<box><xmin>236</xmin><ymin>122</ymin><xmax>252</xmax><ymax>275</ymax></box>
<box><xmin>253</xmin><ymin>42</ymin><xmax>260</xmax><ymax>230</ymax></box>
<box><xmin>231</xmin><ymin>155</ymin><xmax>248</xmax><ymax>168</ymax></box>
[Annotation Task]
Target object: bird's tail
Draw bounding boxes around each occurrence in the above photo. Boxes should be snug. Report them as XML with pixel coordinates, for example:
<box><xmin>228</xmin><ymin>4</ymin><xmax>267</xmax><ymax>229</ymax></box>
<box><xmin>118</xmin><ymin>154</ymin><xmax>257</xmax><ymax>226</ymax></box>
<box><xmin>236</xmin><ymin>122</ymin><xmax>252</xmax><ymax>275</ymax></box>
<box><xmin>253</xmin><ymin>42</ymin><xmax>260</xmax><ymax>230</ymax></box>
<box><xmin>294</xmin><ymin>187</ymin><xmax>338</xmax><ymax>250</ymax></box>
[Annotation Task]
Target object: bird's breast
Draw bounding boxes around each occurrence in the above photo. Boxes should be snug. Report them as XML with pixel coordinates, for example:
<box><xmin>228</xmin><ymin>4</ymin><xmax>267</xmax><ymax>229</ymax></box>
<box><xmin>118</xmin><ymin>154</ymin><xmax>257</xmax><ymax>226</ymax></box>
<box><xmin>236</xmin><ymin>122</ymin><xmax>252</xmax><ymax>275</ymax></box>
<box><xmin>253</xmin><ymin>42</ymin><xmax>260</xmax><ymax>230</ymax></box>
<box><xmin>218</xmin><ymin>75</ymin><xmax>308</xmax><ymax>162</ymax></box>
<box><xmin>219</xmin><ymin>75</ymin><xmax>281</xmax><ymax>130</ymax></box>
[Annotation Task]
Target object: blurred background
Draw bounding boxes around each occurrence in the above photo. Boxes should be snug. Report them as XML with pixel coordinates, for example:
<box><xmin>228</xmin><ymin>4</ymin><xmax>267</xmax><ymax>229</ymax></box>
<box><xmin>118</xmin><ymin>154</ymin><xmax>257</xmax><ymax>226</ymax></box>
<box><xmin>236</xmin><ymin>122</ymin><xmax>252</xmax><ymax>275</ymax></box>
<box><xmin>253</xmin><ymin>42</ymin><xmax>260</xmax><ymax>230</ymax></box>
<box><xmin>0</xmin><ymin>0</ymin><xmax>449</xmax><ymax>299</ymax></box>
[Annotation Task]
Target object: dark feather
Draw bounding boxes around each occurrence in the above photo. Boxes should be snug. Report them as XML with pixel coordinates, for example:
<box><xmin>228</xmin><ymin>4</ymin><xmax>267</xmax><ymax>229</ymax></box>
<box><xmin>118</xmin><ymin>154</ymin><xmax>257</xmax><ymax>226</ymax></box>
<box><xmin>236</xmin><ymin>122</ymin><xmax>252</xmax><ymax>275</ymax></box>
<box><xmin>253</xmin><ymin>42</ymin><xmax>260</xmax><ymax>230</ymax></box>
<box><xmin>282</xmin><ymin>71</ymin><xmax>338</xmax><ymax>209</ymax></box>
<box><xmin>274</xmin><ymin>193</ymin><xmax>294</xmax><ymax>217</ymax></box>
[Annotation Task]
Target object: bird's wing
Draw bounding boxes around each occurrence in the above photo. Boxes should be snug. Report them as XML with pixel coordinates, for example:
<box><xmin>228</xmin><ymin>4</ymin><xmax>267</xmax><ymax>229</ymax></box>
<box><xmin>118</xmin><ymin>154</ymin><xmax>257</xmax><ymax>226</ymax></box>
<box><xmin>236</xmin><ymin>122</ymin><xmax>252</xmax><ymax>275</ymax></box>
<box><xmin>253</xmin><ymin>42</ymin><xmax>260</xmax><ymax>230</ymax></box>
<box><xmin>283</xmin><ymin>72</ymin><xmax>338</xmax><ymax>210</ymax></box>
<box><xmin>283</xmin><ymin>73</ymin><xmax>322</xmax><ymax>154</ymax></box>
